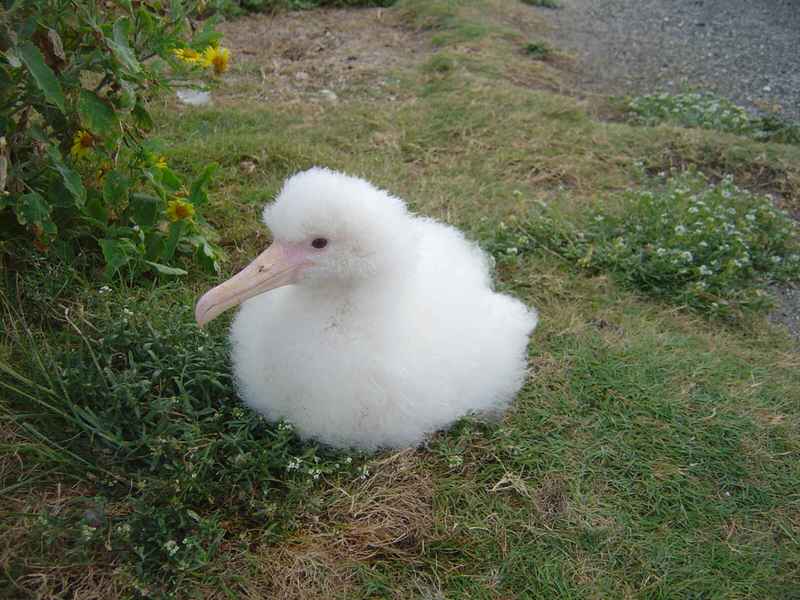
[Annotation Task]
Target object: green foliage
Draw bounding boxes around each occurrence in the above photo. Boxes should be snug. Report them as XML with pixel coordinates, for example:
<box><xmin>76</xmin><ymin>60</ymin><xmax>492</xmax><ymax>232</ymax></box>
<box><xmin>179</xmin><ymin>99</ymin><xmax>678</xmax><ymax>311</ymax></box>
<box><xmin>627</xmin><ymin>92</ymin><xmax>800</xmax><ymax>144</ymax></box>
<box><xmin>0</xmin><ymin>0</ymin><xmax>227</xmax><ymax>278</ymax></box>
<box><xmin>488</xmin><ymin>170</ymin><xmax>800</xmax><ymax>317</ymax></box>
<box><xmin>1</xmin><ymin>279</ymin><xmax>363</xmax><ymax>594</ymax></box>
<box><xmin>520</xmin><ymin>0</ymin><xmax>561</xmax><ymax>8</ymax></box>
<box><xmin>524</xmin><ymin>41</ymin><xmax>553</xmax><ymax>59</ymax></box>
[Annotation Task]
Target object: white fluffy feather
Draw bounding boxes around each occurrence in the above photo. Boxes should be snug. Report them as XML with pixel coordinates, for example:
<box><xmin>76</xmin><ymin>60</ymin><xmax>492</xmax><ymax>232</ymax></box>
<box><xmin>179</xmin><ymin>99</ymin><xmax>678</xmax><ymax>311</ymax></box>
<box><xmin>229</xmin><ymin>168</ymin><xmax>538</xmax><ymax>449</ymax></box>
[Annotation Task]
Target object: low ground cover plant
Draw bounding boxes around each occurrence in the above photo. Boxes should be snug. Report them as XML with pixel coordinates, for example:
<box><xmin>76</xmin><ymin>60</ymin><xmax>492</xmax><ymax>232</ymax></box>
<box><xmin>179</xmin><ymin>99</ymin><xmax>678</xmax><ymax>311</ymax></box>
<box><xmin>1</xmin><ymin>0</ymin><xmax>228</xmax><ymax>278</ymax></box>
<box><xmin>489</xmin><ymin>169</ymin><xmax>800</xmax><ymax>317</ymax></box>
<box><xmin>1</xmin><ymin>276</ymin><xmax>363</xmax><ymax>594</ymax></box>
<box><xmin>627</xmin><ymin>92</ymin><xmax>800</xmax><ymax>145</ymax></box>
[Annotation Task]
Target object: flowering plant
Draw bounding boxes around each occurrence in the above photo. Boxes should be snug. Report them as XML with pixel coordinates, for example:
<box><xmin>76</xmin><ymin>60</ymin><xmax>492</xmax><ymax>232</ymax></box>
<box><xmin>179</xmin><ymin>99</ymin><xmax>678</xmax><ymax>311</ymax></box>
<box><xmin>583</xmin><ymin>170</ymin><xmax>800</xmax><ymax>316</ymax></box>
<box><xmin>0</xmin><ymin>0</ymin><xmax>231</xmax><ymax>277</ymax></box>
<box><xmin>487</xmin><ymin>170</ymin><xmax>800</xmax><ymax>318</ymax></box>
<box><xmin>627</xmin><ymin>92</ymin><xmax>800</xmax><ymax>145</ymax></box>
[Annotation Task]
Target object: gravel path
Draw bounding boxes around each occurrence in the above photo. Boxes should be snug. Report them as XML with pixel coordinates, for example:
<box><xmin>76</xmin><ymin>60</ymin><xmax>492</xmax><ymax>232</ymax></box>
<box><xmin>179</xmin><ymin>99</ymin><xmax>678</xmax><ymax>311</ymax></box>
<box><xmin>534</xmin><ymin>0</ymin><xmax>800</xmax><ymax>120</ymax></box>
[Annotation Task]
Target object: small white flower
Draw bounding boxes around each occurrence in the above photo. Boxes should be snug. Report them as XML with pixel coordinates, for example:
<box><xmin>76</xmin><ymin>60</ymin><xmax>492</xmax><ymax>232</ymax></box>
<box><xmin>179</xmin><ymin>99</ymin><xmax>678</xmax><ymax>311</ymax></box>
<box><xmin>123</xmin><ymin>307</ymin><xmax>134</xmax><ymax>317</ymax></box>
<box><xmin>447</xmin><ymin>455</ymin><xmax>464</xmax><ymax>468</ymax></box>
<box><xmin>344</xmin><ymin>456</ymin><xmax>353</xmax><ymax>464</ymax></box>
<box><xmin>688</xmin><ymin>207</ymin><xmax>699</xmax><ymax>214</ymax></box>
<box><xmin>771</xmin><ymin>256</ymin><xmax>782</xmax><ymax>264</ymax></box>
<box><xmin>594</xmin><ymin>215</ymin><xmax>605</xmax><ymax>222</ymax></box>
<box><xmin>681</xmin><ymin>251</ymin><xmax>693</xmax><ymax>261</ymax></box>
<box><xmin>699</xmin><ymin>241</ymin><xmax>708</xmax><ymax>248</ymax></box>
<box><xmin>506</xmin><ymin>247</ymin><xmax>519</xmax><ymax>256</ymax></box>
<box><xmin>164</xmin><ymin>540</ymin><xmax>179</xmax><ymax>557</ymax></box>
<box><xmin>99</xmin><ymin>285</ymin><xmax>112</xmax><ymax>294</ymax></box>
<box><xmin>675</xmin><ymin>225</ymin><xmax>687</xmax><ymax>235</ymax></box>
<box><xmin>699</xmin><ymin>265</ymin><xmax>713</xmax><ymax>275</ymax></box>
<box><xmin>656</xmin><ymin>248</ymin><xmax>667</xmax><ymax>256</ymax></box>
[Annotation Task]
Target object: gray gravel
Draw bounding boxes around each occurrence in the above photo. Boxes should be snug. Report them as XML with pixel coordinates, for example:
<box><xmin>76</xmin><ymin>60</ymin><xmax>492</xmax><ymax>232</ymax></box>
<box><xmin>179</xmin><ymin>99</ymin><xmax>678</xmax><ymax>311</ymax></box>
<box><xmin>534</xmin><ymin>0</ymin><xmax>800</xmax><ymax>120</ymax></box>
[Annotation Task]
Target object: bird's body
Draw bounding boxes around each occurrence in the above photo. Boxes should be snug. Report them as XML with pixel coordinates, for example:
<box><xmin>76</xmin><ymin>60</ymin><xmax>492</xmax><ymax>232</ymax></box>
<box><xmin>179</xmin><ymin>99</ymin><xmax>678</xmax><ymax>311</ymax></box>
<box><xmin>197</xmin><ymin>169</ymin><xmax>537</xmax><ymax>449</ymax></box>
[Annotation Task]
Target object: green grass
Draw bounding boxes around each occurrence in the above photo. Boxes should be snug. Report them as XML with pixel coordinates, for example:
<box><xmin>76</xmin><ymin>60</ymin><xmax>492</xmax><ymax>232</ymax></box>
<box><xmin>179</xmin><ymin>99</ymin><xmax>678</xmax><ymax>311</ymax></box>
<box><xmin>3</xmin><ymin>0</ymin><xmax>800</xmax><ymax>597</ymax></box>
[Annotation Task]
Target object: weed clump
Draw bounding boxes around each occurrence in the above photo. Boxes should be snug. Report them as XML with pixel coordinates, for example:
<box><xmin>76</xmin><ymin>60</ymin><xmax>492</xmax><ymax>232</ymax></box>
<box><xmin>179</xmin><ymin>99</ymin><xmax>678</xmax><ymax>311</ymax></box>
<box><xmin>627</xmin><ymin>92</ymin><xmax>800</xmax><ymax>145</ymax></box>
<box><xmin>488</xmin><ymin>170</ymin><xmax>800</xmax><ymax>318</ymax></box>
<box><xmin>520</xmin><ymin>0</ymin><xmax>561</xmax><ymax>8</ymax></box>
<box><xmin>524</xmin><ymin>42</ymin><xmax>553</xmax><ymax>59</ymax></box>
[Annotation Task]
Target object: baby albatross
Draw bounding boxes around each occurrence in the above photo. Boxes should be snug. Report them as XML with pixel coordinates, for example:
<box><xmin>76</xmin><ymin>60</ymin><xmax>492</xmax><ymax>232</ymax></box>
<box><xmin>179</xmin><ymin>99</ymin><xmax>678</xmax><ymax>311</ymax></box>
<box><xmin>196</xmin><ymin>168</ymin><xmax>538</xmax><ymax>450</ymax></box>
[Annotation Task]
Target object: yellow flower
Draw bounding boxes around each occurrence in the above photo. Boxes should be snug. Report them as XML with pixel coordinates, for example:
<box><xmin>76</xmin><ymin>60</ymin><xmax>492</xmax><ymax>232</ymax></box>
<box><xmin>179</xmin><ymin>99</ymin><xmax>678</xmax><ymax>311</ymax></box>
<box><xmin>166</xmin><ymin>199</ymin><xmax>195</xmax><ymax>222</ymax></box>
<box><xmin>70</xmin><ymin>130</ymin><xmax>94</xmax><ymax>160</ymax></box>
<box><xmin>154</xmin><ymin>156</ymin><xmax>167</xmax><ymax>170</ymax></box>
<box><xmin>173</xmin><ymin>47</ymin><xmax>202</xmax><ymax>64</ymax></box>
<box><xmin>200</xmin><ymin>46</ymin><xmax>231</xmax><ymax>75</ymax></box>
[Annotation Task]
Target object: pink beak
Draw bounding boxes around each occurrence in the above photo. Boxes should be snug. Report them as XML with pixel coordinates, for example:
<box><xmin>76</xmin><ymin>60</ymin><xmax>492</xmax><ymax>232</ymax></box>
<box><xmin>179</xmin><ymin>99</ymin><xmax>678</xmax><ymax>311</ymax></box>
<box><xmin>195</xmin><ymin>241</ymin><xmax>307</xmax><ymax>327</ymax></box>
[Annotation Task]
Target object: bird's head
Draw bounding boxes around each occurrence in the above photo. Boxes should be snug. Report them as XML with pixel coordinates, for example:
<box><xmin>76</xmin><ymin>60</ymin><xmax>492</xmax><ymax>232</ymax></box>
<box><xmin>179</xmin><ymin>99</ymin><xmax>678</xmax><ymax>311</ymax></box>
<box><xmin>195</xmin><ymin>168</ymin><xmax>415</xmax><ymax>326</ymax></box>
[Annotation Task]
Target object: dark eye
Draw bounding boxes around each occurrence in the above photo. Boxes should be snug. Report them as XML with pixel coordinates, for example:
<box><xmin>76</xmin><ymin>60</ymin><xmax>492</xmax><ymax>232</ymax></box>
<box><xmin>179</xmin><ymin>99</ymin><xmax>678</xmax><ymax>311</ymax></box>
<box><xmin>311</xmin><ymin>237</ymin><xmax>328</xmax><ymax>249</ymax></box>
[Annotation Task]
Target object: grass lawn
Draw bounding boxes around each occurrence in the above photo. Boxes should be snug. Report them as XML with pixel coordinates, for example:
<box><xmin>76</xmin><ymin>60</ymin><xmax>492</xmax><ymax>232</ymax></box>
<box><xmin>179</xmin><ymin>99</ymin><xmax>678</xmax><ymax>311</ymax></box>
<box><xmin>2</xmin><ymin>0</ymin><xmax>800</xmax><ymax>597</ymax></box>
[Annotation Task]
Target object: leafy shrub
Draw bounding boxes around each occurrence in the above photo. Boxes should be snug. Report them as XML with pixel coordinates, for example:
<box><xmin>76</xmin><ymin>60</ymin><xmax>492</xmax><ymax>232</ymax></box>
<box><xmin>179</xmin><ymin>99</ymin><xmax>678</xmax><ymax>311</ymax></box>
<box><xmin>627</xmin><ymin>92</ymin><xmax>800</xmax><ymax>145</ymax></box>
<box><xmin>1</xmin><ymin>283</ymin><xmax>363</xmax><ymax>594</ymax></box>
<box><xmin>488</xmin><ymin>170</ymin><xmax>800</xmax><ymax>317</ymax></box>
<box><xmin>0</xmin><ymin>0</ymin><xmax>230</xmax><ymax>278</ymax></box>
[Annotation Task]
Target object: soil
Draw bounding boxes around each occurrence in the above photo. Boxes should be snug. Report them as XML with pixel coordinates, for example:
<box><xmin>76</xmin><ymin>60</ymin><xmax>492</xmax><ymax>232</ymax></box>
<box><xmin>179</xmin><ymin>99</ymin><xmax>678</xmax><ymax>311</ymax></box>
<box><xmin>217</xmin><ymin>8</ymin><xmax>429</xmax><ymax>102</ymax></box>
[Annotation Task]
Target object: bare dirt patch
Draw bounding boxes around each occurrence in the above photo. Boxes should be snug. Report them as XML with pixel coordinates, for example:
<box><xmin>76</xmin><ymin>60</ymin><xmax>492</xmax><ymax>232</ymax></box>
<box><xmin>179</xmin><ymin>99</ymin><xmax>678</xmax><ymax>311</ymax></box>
<box><xmin>217</xmin><ymin>8</ymin><xmax>431</xmax><ymax>103</ymax></box>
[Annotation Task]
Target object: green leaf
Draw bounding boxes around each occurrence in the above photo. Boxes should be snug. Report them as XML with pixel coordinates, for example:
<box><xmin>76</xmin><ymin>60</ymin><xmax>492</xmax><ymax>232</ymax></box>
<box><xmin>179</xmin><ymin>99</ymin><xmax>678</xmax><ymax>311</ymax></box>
<box><xmin>99</xmin><ymin>238</ymin><xmax>136</xmax><ymax>277</ymax></box>
<box><xmin>108</xmin><ymin>18</ymin><xmax>140</xmax><ymax>74</ymax></box>
<box><xmin>188</xmin><ymin>163</ymin><xmax>218</xmax><ymax>206</ymax></box>
<box><xmin>16</xmin><ymin>192</ymin><xmax>51</xmax><ymax>226</ymax></box>
<box><xmin>192</xmin><ymin>21</ymin><xmax>224</xmax><ymax>50</ymax></box>
<box><xmin>144</xmin><ymin>230</ymin><xmax>164</xmax><ymax>260</ymax></box>
<box><xmin>132</xmin><ymin>101</ymin><xmax>153</xmax><ymax>131</ymax></box>
<box><xmin>78</xmin><ymin>90</ymin><xmax>119</xmax><ymax>136</ymax></box>
<box><xmin>158</xmin><ymin>167</ymin><xmax>182</xmax><ymax>193</ymax></box>
<box><xmin>102</xmin><ymin>170</ymin><xmax>129</xmax><ymax>208</ymax></box>
<box><xmin>129</xmin><ymin>193</ymin><xmax>160</xmax><ymax>227</ymax></box>
<box><xmin>84</xmin><ymin>193</ymin><xmax>108</xmax><ymax>224</ymax></box>
<box><xmin>18</xmin><ymin>42</ymin><xmax>65</xmax><ymax>112</ymax></box>
<box><xmin>162</xmin><ymin>220</ymin><xmax>186</xmax><ymax>261</ymax></box>
<box><xmin>46</xmin><ymin>146</ymin><xmax>86</xmax><ymax>208</ymax></box>
<box><xmin>145</xmin><ymin>261</ymin><xmax>187</xmax><ymax>276</ymax></box>
<box><xmin>195</xmin><ymin>237</ymin><xmax>223</xmax><ymax>273</ymax></box>
<box><xmin>116</xmin><ymin>80</ymin><xmax>136</xmax><ymax>111</ymax></box>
